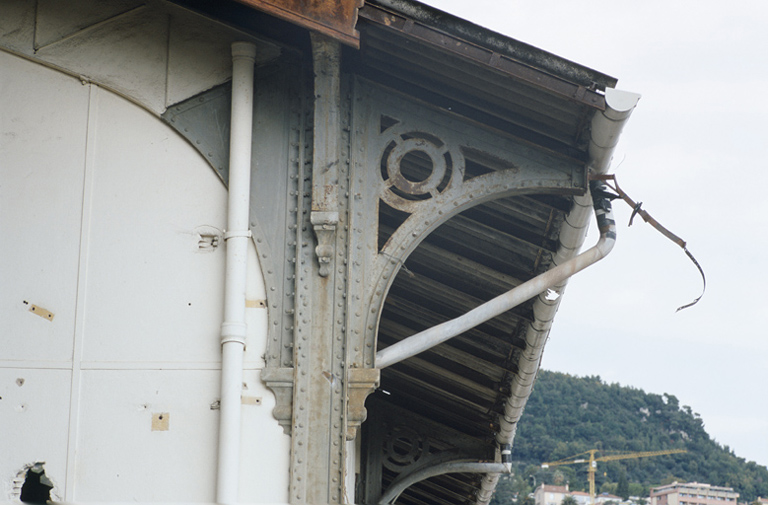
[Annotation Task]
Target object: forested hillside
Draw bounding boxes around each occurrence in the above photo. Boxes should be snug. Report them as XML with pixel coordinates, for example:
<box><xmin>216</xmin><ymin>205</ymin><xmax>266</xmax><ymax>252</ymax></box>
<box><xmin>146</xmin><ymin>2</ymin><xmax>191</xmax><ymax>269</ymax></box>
<box><xmin>492</xmin><ymin>371</ymin><xmax>768</xmax><ymax>504</ymax></box>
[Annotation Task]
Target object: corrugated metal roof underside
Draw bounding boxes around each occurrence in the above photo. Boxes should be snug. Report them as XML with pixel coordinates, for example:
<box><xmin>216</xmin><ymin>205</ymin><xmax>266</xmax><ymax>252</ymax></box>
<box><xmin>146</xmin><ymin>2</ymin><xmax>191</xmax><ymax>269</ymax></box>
<box><xmin>372</xmin><ymin>192</ymin><xmax>570</xmax><ymax>505</ymax></box>
<box><xmin>353</xmin><ymin>7</ymin><xmax>605</xmax><ymax>161</ymax></box>
<box><xmin>352</xmin><ymin>5</ymin><xmax>602</xmax><ymax>505</ymax></box>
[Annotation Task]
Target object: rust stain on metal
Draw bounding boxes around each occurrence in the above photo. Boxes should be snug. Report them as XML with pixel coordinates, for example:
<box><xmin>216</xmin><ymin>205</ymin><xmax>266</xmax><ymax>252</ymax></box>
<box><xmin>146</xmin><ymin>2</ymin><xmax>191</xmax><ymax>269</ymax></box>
<box><xmin>151</xmin><ymin>412</ymin><xmax>170</xmax><ymax>431</ymax></box>
<box><xmin>245</xmin><ymin>299</ymin><xmax>267</xmax><ymax>308</ymax></box>
<box><xmin>233</xmin><ymin>0</ymin><xmax>363</xmax><ymax>47</ymax></box>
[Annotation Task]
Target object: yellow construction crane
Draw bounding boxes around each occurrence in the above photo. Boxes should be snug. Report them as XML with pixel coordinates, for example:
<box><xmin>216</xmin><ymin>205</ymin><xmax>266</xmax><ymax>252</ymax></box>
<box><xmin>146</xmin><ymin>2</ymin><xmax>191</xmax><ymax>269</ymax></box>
<box><xmin>541</xmin><ymin>449</ymin><xmax>686</xmax><ymax>505</ymax></box>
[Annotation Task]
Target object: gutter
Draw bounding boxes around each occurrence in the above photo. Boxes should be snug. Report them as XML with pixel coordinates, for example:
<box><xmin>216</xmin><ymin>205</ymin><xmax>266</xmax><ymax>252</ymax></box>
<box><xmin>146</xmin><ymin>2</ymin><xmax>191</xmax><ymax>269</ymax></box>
<box><xmin>478</xmin><ymin>88</ymin><xmax>641</xmax><ymax>505</ymax></box>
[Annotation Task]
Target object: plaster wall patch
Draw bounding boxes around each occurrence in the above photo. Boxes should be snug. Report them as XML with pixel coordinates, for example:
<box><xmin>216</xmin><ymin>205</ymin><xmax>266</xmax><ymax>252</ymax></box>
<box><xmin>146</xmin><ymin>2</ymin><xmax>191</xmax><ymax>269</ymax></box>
<box><xmin>151</xmin><ymin>412</ymin><xmax>170</xmax><ymax>431</ymax></box>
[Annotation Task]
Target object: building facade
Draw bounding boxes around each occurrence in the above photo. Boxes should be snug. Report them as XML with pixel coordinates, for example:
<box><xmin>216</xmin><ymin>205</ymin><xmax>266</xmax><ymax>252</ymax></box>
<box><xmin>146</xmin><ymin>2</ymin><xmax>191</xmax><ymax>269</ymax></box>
<box><xmin>535</xmin><ymin>484</ymin><xmax>571</xmax><ymax>505</ymax></box>
<box><xmin>1</xmin><ymin>0</ymin><xmax>640</xmax><ymax>504</ymax></box>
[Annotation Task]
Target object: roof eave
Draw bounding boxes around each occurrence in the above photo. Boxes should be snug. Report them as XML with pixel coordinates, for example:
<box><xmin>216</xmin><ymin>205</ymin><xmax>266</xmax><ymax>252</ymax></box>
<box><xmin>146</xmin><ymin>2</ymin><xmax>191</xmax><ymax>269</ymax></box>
<box><xmin>367</xmin><ymin>0</ymin><xmax>618</xmax><ymax>90</ymax></box>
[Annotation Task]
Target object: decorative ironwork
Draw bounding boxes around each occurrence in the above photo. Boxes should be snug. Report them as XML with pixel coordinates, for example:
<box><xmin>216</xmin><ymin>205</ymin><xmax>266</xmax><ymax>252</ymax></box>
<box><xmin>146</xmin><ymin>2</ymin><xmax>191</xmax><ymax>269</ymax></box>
<box><xmin>382</xmin><ymin>425</ymin><xmax>430</xmax><ymax>472</ymax></box>
<box><xmin>379</xmin><ymin>128</ymin><xmax>463</xmax><ymax>213</ymax></box>
<box><xmin>359</xmin><ymin>400</ymin><xmax>495</xmax><ymax>504</ymax></box>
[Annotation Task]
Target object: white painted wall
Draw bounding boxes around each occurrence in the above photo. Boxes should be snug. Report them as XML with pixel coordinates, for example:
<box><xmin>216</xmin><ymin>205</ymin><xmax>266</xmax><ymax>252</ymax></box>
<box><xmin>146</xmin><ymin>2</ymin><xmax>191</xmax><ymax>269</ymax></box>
<box><xmin>0</xmin><ymin>48</ymin><xmax>290</xmax><ymax>502</ymax></box>
<box><xmin>0</xmin><ymin>0</ymin><xmax>279</xmax><ymax>116</ymax></box>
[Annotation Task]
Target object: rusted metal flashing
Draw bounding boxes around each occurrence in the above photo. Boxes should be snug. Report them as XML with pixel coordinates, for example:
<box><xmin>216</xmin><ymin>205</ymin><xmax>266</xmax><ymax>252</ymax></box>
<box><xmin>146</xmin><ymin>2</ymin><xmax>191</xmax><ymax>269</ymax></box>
<box><xmin>233</xmin><ymin>0</ymin><xmax>363</xmax><ymax>48</ymax></box>
<box><xmin>358</xmin><ymin>4</ymin><xmax>606</xmax><ymax>110</ymax></box>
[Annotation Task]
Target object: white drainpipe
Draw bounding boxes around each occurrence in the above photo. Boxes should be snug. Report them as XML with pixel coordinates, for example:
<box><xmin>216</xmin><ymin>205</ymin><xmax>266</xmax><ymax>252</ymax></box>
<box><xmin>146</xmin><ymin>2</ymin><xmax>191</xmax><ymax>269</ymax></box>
<box><xmin>217</xmin><ymin>41</ymin><xmax>257</xmax><ymax>505</ymax></box>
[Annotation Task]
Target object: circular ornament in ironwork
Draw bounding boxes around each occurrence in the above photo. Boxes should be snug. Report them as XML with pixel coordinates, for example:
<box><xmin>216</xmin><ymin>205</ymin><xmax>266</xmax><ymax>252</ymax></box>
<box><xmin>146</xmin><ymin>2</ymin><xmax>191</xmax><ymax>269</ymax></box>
<box><xmin>380</xmin><ymin>132</ymin><xmax>462</xmax><ymax>212</ymax></box>
<box><xmin>382</xmin><ymin>425</ymin><xmax>430</xmax><ymax>471</ymax></box>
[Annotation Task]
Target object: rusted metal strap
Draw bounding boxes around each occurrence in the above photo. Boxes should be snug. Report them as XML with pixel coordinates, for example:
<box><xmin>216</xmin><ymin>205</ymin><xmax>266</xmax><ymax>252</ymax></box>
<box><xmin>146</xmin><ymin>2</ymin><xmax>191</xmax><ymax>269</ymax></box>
<box><xmin>590</xmin><ymin>173</ymin><xmax>706</xmax><ymax>312</ymax></box>
<box><xmin>677</xmin><ymin>248</ymin><xmax>706</xmax><ymax>311</ymax></box>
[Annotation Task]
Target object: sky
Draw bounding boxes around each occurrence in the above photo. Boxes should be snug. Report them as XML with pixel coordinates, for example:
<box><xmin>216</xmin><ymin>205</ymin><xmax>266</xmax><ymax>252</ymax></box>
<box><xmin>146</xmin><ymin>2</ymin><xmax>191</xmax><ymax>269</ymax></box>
<box><xmin>420</xmin><ymin>0</ymin><xmax>768</xmax><ymax>469</ymax></box>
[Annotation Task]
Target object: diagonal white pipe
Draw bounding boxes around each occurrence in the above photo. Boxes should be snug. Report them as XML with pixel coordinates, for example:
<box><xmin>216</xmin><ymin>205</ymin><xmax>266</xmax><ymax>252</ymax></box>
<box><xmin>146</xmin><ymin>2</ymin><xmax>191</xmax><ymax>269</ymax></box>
<box><xmin>375</xmin><ymin>205</ymin><xmax>615</xmax><ymax>370</ymax></box>
<box><xmin>217</xmin><ymin>41</ymin><xmax>257</xmax><ymax>505</ymax></box>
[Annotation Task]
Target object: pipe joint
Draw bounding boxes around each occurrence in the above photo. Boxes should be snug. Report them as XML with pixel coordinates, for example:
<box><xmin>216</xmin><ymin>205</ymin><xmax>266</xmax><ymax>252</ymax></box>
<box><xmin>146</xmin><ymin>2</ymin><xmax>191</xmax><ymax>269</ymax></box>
<box><xmin>588</xmin><ymin>180</ymin><xmax>617</xmax><ymax>243</ymax></box>
<box><xmin>221</xmin><ymin>337</ymin><xmax>246</xmax><ymax>347</ymax></box>
<box><xmin>221</xmin><ymin>321</ymin><xmax>247</xmax><ymax>346</ymax></box>
<box><xmin>231</xmin><ymin>41</ymin><xmax>257</xmax><ymax>61</ymax></box>
<box><xmin>223</xmin><ymin>229</ymin><xmax>252</xmax><ymax>240</ymax></box>
<box><xmin>500</xmin><ymin>443</ymin><xmax>512</xmax><ymax>464</ymax></box>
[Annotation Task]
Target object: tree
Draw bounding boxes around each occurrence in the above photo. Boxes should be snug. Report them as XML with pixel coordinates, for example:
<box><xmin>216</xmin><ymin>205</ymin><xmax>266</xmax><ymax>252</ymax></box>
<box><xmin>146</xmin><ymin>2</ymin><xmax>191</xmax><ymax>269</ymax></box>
<box><xmin>510</xmin><ymin>370</ymin><xmax>768</xmax><ymax>502</ymax></box>
<box><xmin>562</xmin><ymin>496</ymin><xmax>578</xmax><ymax>505</ymax></box>
<box><xmin>617</xmin><ymin>471</ymin><xmax>630</xmax><ymax>500</ymax></box>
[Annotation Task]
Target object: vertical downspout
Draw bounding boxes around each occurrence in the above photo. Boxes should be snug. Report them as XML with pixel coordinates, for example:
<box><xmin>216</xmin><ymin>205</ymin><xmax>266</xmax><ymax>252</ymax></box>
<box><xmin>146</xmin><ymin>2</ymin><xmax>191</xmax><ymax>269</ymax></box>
<box><xmin>217</xmin><ymin>41</ymin><xmax>257</xmax><ymax>505</ymax></box>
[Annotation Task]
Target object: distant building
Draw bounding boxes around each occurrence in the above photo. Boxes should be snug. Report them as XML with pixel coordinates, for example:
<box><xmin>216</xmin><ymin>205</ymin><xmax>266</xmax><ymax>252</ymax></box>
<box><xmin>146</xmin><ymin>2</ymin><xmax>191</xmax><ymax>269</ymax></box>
<box><xmin>650</xmin><ymin>482</ymin><xmax>739</xmax><ymax>505</ymax></box>
<box><xmin>534</xmin><ymin>485</ymin><xmax>621</xmax><ymax>505</ymax></box>
<box><xmin>594</xmin><ymin>492</ymin><xmax>624</xmax><ymax>505</ymax></box>
<box><xmin>570</xmin><ymin>490</ymin><xmax>593</xmax><ymax>505</ymax></box>
<box><xmin>535</xmin><ymin>485</ymin><xmax>571</xmax><ymax>505</ymax></box>
<box><xmin>571</xmin><ymin>491</ymin><xmax>592</xmax><ymax>505</ymax></box>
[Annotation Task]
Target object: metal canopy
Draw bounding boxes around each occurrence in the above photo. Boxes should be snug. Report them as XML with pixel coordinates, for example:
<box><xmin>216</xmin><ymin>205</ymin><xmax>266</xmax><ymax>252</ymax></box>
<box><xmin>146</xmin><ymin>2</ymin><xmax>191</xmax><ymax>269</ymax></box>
<box><xmin>364</xmin><ymin>192</ymin><xmax>572</xmax><ymax>505</ymax></box>
<box><xmin>351</xmin><ymin>3</ymin><xmax>611</xmax><ymax>505</ymax></box>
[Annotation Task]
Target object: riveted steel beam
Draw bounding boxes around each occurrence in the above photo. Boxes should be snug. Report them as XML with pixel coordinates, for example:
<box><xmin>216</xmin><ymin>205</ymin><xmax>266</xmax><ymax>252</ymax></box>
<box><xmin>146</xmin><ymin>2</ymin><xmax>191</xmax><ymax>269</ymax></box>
<box><xmin>311</xmin><ymin>33</ymin><xmax>342</xmax><ymax>277</ymax></box>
